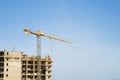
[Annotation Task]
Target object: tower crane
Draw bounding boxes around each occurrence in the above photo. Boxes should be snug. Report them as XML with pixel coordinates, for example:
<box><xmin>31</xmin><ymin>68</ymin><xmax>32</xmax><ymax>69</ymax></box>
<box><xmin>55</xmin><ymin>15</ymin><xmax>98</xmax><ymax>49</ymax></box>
<box><xmin>23</xmin><ymin>28</ymin><xmax>72</xmax><ymax>80</ymax></box>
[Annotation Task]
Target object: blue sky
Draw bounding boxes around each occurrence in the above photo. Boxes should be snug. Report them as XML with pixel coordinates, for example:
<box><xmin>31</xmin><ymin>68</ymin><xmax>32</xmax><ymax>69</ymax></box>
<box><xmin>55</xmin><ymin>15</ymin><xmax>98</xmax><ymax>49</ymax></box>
<box><xmin>0</xmin><ymin>0</ymin><xmax>120</xmax><ymax>80</ymax></box>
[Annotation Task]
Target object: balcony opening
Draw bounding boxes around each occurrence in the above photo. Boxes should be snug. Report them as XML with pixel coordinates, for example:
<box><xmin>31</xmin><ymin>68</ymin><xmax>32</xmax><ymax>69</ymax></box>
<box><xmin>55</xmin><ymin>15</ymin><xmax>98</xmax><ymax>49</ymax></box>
<box><xmin>0</xmin><ymin>74</ymin><xmax>4</xmax><ymax>78</ymax></box>
<box><xmin>0</xmin><ymin>57</ymin><xmax>4</xmax><ymax>62</ymax></box>
<box><xmin>0</xmin><ymin>52</ymin><xmax>4</xmax><ymax>56</ymax></box>
<box><xmin>0</xmin><ymin>63</ymin><xmax>4</xmax><ymax>67</ymax></box>
<box><xmin>6</xmin><ymin>63</ymin><xmax>8</xmax><ymax>66</ymax></box>
<box><xmin>7</xmin><ymin>52</ymin><xmax>9</xmax><ymax>55</ymax></box>
<box><xmin>28</xmin><ymin>61</ymin><xmax>33</xmax><ymax>64</ymax></box>
<box><xmin>6</xmin><ymin>74</ymin><xmax>8</xmax><ymax>77</ymax></box>
<box><xmin>0</xmin><ymin>68</ymin><xmax>4</xmax><ymax>72</ymax></box>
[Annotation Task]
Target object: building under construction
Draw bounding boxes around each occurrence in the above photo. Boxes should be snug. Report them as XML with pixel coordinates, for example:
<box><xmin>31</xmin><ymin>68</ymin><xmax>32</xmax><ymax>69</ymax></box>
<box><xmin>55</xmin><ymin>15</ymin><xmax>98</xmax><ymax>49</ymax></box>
<box><xmin>0</xmin><ymin>50</ymin><xmax>52</xmax><ymax>80</ymax></box>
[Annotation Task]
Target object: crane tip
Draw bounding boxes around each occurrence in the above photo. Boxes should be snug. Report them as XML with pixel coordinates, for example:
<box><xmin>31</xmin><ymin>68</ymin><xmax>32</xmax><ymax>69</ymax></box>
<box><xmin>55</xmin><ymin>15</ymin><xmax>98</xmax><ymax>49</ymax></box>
<box><xmin>23</xmin><ymin>28</ymin><xmax>30</xmax><ymax>35</ymax></box>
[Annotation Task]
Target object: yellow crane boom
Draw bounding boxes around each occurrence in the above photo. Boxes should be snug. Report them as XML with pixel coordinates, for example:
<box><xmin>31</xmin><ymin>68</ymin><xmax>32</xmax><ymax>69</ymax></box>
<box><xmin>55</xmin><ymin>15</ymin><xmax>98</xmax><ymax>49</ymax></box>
<box><xmin>23</xmin><ymin>28</ymin><xmax>72</xmax><ymax>43</ymax></box>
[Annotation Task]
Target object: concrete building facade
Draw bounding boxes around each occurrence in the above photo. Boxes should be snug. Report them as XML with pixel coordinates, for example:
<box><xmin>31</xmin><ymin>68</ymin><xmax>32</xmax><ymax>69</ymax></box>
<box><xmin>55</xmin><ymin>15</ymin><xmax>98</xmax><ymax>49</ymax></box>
<box><xmin>0</xmin><ymin>50</ymin><xmax>52</xmax><ymax>80</ymax></box>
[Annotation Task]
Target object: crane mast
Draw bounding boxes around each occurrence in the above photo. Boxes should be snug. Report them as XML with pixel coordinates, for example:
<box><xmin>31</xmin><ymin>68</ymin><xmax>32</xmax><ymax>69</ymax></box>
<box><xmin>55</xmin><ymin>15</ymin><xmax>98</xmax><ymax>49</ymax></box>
<box><xmin>23</xmin><ymin>28</ymin><xmax>72</xmax><ymax>80</ymax></box>
<box><xmin>37</xmin><ymin>36</ymin><xmax>41</xmax><ymax>80</ymax></box>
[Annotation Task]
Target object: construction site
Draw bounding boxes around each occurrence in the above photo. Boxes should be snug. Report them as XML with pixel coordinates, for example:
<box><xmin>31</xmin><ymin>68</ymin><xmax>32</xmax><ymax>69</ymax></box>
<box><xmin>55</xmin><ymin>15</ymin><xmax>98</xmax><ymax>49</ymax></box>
<box><xmin>0</xmin><ymin>29</ymin><xmax>71</xmax><ymax>80</ymax></box>
<box><xmin>0</xmin><ymin>50</ymin><xmax>52</xmax><ymax>80</ymax></box>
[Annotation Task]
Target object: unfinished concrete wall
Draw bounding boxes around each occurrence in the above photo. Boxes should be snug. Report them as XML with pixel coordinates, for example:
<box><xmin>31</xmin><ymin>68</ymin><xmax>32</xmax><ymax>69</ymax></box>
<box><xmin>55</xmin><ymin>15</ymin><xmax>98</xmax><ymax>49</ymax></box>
<box><xmin>22</xmin><ymin>55</ymin><xmax>52</xmax><ymax>80</ymax></box>
<box><xmin>4</xmin><ymin>51</ymin><xmax>22</xmax><ymax>80</ymax></box>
